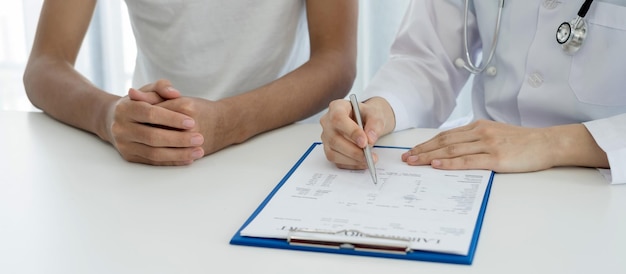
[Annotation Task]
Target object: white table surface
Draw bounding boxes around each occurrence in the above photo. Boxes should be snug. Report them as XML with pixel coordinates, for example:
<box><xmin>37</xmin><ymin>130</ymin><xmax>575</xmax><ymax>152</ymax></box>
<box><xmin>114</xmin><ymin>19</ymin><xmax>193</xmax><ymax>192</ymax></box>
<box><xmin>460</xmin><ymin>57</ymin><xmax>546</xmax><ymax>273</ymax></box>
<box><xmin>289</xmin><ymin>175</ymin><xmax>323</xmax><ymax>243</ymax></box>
<box><xmin>1</xmin><ymin>111</ymin><xmax>624</xmax><ymax>274</ymax></box>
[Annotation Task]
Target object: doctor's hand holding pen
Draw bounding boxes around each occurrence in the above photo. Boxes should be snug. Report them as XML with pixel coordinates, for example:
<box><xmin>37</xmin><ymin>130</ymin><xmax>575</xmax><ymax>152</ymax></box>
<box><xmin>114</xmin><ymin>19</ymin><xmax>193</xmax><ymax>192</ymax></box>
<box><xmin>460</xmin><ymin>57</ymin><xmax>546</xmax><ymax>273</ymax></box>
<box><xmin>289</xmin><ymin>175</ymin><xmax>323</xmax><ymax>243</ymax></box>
<box><xmin>320</xmin><ymin>96</ymin><xmax>395</xmax><ymax>170</ymax></box>
<box><xmin>320</xmin><ymin>97</ymin><xmax>609</xmax><ymax>173</ymax></box>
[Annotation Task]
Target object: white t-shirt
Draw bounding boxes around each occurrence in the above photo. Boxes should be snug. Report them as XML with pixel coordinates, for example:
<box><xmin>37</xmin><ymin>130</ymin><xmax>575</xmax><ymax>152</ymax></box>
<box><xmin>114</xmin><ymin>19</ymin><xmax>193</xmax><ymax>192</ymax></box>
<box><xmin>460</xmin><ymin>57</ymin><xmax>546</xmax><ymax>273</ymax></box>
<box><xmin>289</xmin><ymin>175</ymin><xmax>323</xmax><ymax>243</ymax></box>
<box><xmin>124</xmin><ymin>0</ymin><xmax>310</xmax><ymax>99</ymax></box>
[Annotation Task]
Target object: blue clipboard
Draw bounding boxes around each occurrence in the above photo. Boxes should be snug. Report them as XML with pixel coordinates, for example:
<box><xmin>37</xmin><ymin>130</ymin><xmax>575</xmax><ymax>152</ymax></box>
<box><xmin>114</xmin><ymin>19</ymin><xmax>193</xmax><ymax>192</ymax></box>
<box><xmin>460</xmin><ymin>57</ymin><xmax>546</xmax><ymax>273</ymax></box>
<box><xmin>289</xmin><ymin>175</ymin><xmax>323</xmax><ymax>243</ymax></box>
<box><xmin>230</xmin><ymin>142</ymin><xmax>494</xmax><ymax>265</ymax></box>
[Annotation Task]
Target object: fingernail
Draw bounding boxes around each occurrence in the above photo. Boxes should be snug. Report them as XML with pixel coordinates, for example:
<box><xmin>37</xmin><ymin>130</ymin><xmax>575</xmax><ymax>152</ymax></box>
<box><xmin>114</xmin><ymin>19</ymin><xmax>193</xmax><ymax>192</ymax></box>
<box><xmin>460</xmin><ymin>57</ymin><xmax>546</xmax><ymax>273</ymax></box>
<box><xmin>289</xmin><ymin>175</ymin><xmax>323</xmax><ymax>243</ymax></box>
<box><xmin>356</xmin><ymin>136</ymin><xmax>366</xmax><ymax>147</ymax></box>
<box><xmin>167</xmin><ymin>87</ymin><xmax>180</xmax><ymax>93</ymax></box>
<box><xmin>407</xmin><ymin>155</ymin><xmax>419</xmax><ymax>163</ymax></box>
<box><xmin>191</xmin><ymin>148</ymin><xmax>204</xmax><ymax>159</ymax></box>
<box><xmin>190</xmin><ymin>135</ymin><xmax>204</xmax><ymax>146</ymax></box>
<box><xmin>431</xmin><ymin>159</ymin><xmax>442</xmax><ymax>167</ymax></box>
<box><xmin>367</xmin><ymin>130</ymin><xmax>377</xmax><ymax>142</ymax></box>
<box><xmin>183</xmin><ymin>119</ymin><xmax>195</xmax><ymax>128</ymax></box>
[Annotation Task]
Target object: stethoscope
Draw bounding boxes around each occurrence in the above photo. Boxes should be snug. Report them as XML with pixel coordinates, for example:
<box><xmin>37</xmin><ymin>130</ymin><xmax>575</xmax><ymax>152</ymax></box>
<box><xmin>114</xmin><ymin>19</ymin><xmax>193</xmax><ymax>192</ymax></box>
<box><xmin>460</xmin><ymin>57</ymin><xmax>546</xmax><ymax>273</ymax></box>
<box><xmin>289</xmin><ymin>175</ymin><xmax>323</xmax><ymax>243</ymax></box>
<box><xmin>455</xmin><ymin>0</ymin><xmax>594</xmax><ymax>76</ymax></box>
<box><xmin>556</xmin><ymin>0</ymin><xmax>594</xmax><ymax>55</ymax></box>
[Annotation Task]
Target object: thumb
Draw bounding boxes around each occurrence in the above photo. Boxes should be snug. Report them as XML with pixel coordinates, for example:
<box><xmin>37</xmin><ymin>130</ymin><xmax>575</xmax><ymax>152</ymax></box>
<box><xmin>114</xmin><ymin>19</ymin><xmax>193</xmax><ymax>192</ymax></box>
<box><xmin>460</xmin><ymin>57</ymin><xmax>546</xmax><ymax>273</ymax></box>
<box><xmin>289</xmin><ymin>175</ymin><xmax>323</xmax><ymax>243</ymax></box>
<box><xmin>153</xmin><ymin>79</ymin><xmax>181</xmax><ymax>100</ymax></box>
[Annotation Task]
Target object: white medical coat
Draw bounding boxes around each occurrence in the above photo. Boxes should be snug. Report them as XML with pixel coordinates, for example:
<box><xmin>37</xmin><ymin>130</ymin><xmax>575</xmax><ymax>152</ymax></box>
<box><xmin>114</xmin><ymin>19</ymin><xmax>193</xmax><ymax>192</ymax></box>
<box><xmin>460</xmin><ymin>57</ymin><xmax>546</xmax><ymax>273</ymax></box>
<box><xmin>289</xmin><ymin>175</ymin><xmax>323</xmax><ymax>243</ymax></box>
<box><xmin>361</xmin><ymin>0</ymin><xmax>626</xmax><ymax>184</ymax></box>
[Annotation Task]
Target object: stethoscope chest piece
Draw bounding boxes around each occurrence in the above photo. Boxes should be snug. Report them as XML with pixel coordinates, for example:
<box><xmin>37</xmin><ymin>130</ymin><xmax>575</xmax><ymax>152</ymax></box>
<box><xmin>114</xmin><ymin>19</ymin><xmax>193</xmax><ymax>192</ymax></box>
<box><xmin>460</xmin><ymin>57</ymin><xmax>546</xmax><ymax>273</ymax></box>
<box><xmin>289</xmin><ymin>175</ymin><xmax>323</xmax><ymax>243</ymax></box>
<box><xmin>556</xmin><ymin>0</ymin><xmax>594</xmax><ymax>55</ymax></box>
<box><xmin>556</xmin><ymin>17</ymin><xmax>587</xmax><ymax>55</ymax></box>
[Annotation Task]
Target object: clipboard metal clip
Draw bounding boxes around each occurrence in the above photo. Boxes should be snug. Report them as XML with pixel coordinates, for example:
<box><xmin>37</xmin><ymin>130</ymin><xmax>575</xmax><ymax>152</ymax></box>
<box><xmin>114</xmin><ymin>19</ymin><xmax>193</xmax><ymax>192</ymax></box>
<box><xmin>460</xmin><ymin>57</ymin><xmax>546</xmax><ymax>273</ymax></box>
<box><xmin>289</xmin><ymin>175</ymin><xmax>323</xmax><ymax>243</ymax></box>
<box><xmin>287</xmin><ymin>228</ymin><xmax>411</xmax><ymax>255</ymax></box>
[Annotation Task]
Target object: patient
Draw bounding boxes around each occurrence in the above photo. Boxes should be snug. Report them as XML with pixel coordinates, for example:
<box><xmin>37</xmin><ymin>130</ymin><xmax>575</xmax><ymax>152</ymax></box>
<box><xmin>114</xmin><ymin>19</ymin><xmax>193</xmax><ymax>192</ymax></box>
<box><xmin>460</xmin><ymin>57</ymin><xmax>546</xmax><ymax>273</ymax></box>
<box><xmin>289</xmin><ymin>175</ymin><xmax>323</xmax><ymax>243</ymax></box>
<box><xmin>24</xmin><ymin>0</ymin><xmax>357</xmax><ymax>166</ymax></box>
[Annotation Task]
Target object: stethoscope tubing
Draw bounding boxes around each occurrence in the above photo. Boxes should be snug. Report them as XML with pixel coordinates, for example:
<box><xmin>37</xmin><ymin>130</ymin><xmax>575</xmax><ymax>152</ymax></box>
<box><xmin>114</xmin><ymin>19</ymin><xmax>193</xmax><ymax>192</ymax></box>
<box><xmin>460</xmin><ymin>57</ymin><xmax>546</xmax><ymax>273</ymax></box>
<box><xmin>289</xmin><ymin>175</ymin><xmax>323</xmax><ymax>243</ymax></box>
<box><xmin>460</xmin><ymin>0</ymin><xmax>593</xmax><ymax>74</ymax></box>
<box><xmin>460</xmin><ymin>0</ymin><xmax>504</xmax><ymax>74</ymax></box>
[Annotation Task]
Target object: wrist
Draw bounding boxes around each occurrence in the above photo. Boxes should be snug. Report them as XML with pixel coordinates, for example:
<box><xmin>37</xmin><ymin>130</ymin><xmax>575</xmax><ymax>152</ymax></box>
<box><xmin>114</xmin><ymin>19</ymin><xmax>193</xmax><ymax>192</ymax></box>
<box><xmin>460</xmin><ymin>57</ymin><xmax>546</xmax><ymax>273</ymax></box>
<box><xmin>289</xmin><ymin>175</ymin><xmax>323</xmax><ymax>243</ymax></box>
<box><xmin>200</xmin><ymin>99</ymin><xmax>252</xmax><ymax>154</ymax></box>
<box><xmin>546</xmin><ymin>124</ymin><xmax>609</xmax><ymax>168</ymax></box>
<box><xmin>95</xmin><ymin>96</ymin><xmax>122</xmax><ymax>144</ymax></box>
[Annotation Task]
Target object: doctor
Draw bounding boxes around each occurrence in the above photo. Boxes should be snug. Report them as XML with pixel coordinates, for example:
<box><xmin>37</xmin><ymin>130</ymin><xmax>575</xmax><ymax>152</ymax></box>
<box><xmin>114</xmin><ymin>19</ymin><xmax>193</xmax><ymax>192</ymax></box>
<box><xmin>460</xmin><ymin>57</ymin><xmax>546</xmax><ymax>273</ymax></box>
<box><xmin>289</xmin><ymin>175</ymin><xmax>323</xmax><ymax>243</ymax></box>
<box><xmin>320</xmin><ymin>0</ymin><xmax>626</xmax><ymax>184</ymax></box>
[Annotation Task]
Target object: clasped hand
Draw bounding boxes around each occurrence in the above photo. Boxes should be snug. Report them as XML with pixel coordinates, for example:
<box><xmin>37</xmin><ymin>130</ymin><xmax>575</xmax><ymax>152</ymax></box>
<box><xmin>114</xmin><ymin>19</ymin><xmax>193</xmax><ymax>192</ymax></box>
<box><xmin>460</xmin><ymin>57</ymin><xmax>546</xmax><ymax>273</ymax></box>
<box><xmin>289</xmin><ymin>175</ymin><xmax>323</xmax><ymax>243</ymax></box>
<box><xmin>105</xmin><ymin>79</ymin><xmax>225</xmax><ymax>166</ymax></box>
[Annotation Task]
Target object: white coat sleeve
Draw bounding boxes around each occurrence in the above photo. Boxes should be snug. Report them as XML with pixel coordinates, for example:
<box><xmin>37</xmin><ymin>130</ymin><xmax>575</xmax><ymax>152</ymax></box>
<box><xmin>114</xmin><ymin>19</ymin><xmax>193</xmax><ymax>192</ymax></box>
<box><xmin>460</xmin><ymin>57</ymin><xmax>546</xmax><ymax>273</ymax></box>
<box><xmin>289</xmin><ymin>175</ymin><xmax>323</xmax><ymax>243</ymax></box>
<box><xmin>583</xmin><ymin>114</ymin><xmax>626</xmax><ymax>184</ymax></box>
<box><xmin>360</xmin><ymin>0</ymin><xmax>478</xmax><ymax>131</ymax></box>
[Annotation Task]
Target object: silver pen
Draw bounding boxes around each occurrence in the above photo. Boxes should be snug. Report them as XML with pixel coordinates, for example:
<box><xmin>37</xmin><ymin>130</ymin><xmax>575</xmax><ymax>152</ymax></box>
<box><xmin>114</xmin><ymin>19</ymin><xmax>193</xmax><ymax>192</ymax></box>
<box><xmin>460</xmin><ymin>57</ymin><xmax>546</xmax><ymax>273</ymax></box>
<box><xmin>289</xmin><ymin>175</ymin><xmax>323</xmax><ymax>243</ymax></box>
<box><xmin>349</xmin><ymin>94</ymin><xmax>378</xmax><ymax>185</ymax></box>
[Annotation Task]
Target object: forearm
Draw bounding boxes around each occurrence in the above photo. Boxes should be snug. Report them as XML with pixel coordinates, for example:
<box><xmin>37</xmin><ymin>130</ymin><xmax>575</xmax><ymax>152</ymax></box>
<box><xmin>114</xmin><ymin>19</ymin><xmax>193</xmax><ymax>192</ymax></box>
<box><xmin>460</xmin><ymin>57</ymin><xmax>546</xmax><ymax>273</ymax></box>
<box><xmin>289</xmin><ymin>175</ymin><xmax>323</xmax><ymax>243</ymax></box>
<box><xmin>219</xmin><ymin>50</ymin><xmax>356</xmax><ymax>144</ymax></box>
<box><xmin>24</xmin><ymin>55</ymin><xmax>119</xmax><ymax>142</ymax></box>
<box><xmin>547</xmin><ymin>124</ymin><xmax>609</xmax><ymax>168</ymax></box>
<box><xmin>209</xmin><ymin>0</ymin><xmax>357</xmax><ymax>145</ymax></box>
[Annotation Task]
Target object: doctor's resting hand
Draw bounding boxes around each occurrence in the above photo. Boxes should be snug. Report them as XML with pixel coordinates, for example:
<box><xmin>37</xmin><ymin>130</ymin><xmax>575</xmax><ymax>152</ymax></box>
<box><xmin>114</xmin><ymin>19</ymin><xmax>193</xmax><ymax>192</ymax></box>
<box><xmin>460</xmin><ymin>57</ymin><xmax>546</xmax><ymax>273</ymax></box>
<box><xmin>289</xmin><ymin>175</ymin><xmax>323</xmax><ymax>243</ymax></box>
<box><xmin>320</xmin><ymin>97</ymin><xmax>609</xmax><ymax>174</ymax></box>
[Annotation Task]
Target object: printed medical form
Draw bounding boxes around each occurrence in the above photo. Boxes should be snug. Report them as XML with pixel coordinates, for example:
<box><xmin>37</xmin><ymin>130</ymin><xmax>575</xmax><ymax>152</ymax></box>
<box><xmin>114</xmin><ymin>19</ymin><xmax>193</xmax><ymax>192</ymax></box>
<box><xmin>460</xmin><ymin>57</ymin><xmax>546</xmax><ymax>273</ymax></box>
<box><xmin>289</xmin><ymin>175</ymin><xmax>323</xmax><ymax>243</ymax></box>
<box><xmin>240</xmin><ymin>144</ymin><xmax>492</xmax><ymax>255</ymax></box>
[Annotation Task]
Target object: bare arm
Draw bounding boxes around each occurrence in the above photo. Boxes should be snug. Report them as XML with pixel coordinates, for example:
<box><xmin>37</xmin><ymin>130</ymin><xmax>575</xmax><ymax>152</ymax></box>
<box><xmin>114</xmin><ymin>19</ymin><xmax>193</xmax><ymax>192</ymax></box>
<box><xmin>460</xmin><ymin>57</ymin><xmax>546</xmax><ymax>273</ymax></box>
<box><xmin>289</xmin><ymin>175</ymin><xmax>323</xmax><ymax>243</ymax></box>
<box><xmin>213</xmin><ymin>0</ymin><xmax>358</xmax><ymax>145</ymax></box>
<box><xmin>23</xmin><ymin>0</ymin><xmax>116</xmax><ymax>139</ymax></box>
<box><xmin>24</xmin><ymin>0</ymin><xmax>203</xmax><ymax>165</ymax></box>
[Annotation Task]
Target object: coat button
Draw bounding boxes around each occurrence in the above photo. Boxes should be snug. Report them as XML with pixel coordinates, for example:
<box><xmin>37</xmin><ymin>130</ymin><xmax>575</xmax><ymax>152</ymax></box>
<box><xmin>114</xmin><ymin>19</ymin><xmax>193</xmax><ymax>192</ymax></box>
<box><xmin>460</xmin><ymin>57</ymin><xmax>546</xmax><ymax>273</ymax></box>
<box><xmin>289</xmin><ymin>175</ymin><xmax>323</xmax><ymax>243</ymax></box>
<box><xmin>527</xmin><ymin>72</ymin><xmax>544</xmax><ymax>88</ymax></box>
<box><xmin>543</xmin><ymin>0</ymin><xmax>561</xmax><ymax>9</ymax></box>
